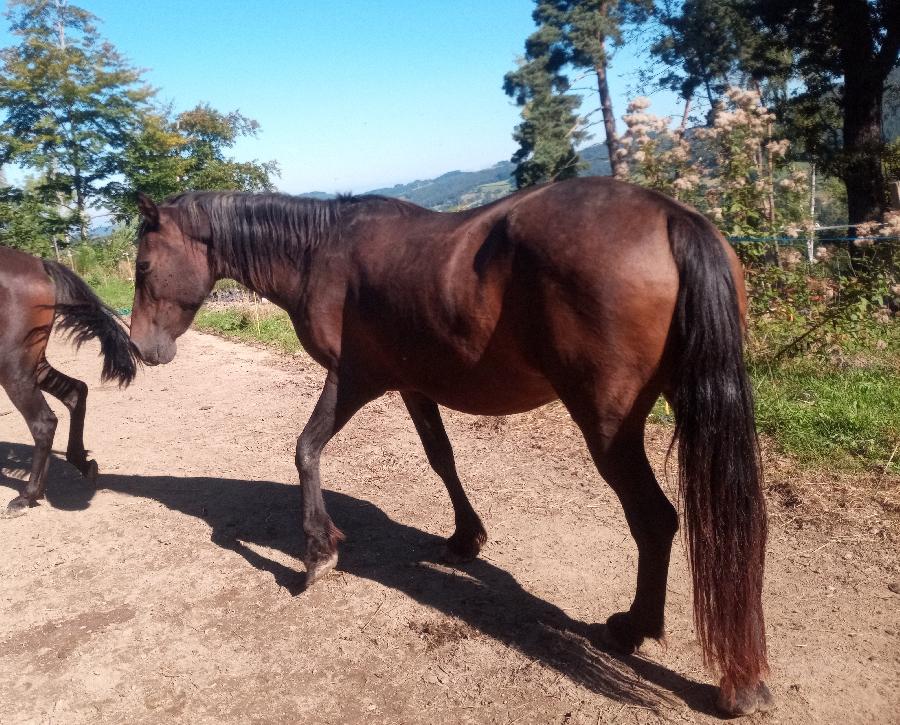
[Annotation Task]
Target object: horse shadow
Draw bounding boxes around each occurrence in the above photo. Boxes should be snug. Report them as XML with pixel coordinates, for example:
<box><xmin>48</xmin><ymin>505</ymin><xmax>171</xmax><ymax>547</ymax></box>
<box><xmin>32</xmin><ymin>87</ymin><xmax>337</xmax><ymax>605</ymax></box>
<box><xmin>0</xmin><ymin>441</ymin><xmax>720</xmax><ymax>717</ymax></box>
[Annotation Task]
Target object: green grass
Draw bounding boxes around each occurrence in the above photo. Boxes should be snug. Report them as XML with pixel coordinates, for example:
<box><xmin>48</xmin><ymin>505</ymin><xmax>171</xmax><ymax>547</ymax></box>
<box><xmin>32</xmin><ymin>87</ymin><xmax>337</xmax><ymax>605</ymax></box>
<box><xmin>752</xmin><ymin>362</ymin><xmax>899</xmax><ymax>472</ymax></box>
<box><xmin>89</xmin><ymin>275</ymin><xmax>898</xmax><ymax>473</ymax></box>
<box><xmin>87</xmin><ymin>273</ymin><xmax>136</xmax><ymax>312</ymax></box>
<box><xmin>193</xmin><ymin>306</ymin><xmax>301</xmax><ymax>354</ymax></box>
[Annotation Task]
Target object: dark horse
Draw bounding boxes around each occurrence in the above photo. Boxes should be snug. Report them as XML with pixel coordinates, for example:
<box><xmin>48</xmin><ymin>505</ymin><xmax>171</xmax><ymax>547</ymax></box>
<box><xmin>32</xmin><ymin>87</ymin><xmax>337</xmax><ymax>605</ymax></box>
<box><xmin>0</xmin><ymin>246</ymin><xmax>137</xmax><ymax>515</ymax></box>
<box><xmin>130</xmin><ymin>177</ymin><xmax>771</xmax><ymax>715</ymax></box>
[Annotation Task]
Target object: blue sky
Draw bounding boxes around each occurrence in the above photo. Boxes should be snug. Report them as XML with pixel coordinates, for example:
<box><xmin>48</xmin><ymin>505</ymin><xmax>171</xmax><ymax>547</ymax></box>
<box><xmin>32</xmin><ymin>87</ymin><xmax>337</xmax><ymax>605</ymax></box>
<box><xmin>1</xmin><ymin>0</ymin><xmax>681</xmax><ymax>194</ymax></box>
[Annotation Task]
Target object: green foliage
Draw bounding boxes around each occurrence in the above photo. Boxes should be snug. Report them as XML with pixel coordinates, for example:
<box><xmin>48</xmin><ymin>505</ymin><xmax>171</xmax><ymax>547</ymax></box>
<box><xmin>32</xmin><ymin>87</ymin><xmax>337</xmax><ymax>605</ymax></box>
<box><xmin>0</xmin><ymin>179</ymin><xmax>67</xmax><ymax>255</ymax></box>
<box><xmin>504</xmin><ymin>4</ymin><xmax>585</xmax><ymax>188</ymax></box>
<box><xmin>0</xmin><ymin>0</ymin><xmax>154</xmax><ymax>240</ymax></box>
<box><xmin>112</xmin><ymin>104</ymin><xmax>279</xmax><ymax>218</ymax></box>
<box><xmin>85</xmin><ymin>274</ymin><xmax>134</xmax><ymax>312</ymax></box>
<box><xmin>172</xmin><ymin>105</ymin><xmax>279</xmax><ymax>192</ymax></box>
<box><xmin>654</xmin><ymin>0</ymin><xmax>899</xmax><ymax>225</ymax></box>
<box><xmin>564</xmin><ymin>0</ymin><xmax>653</xmax><ymax>67</ymax></box>
<box><xmin>885</xmin><ymin>137</ymin><xmax>900</xmax><ymax>183</ymax></box>
<box><xmin>70</xmin><ymin>223</ymin><xmax>137</xmax><ymax>276</ymax></box>
<box><xmin>194</xmin><ymin>307</ymin><xmax>301</xmax><ymax>354</ymax></box>
<box><xmin>0</xmin><ymin>1</ymin><xmax>279</xmax><ymax>232</ymax></box>
<box><xmin>651</xmin><ymin>0</ymin><xmax>790</xmax><ymax>105</ymax></box>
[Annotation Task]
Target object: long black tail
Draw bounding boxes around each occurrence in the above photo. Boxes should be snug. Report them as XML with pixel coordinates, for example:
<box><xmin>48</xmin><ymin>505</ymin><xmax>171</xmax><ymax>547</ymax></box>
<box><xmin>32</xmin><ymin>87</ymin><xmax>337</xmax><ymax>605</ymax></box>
<box><xmin>42</xmin><ymin>260</ymin><xmax>138</xmax><ymax>387</ymax></box>
<box><xmin>668</xmin><ymin>211</ymin><xmax>768</xmax><ymax>702</ymax></box>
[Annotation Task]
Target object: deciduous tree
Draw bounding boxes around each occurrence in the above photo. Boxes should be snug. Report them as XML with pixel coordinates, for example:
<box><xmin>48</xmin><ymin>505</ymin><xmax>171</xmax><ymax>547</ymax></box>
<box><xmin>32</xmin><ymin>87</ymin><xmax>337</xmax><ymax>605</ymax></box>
<box><xmin>0</xmin><ymin>0</ymin><xmax>154</xmax><ymax>240</ymax></box>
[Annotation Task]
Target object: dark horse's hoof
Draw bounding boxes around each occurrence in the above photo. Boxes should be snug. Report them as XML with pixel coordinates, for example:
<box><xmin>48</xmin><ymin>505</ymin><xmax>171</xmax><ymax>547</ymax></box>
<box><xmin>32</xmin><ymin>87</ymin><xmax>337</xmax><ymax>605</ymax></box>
<box><xmin>83</xmin><ymin>459</ymin><xmax>99</xmax><ymax>482</ymax></box>
<box><xmin>717</xmin><ymin>680</ymin><xmax>774</xmax><ymax>717</ymax></box>
<box><xmin>69</xmin><ymin>456</ymin><xmax>98</xmax><ymax>481</ymax></box>
<box><xmin>2</xmin><ymin>496</ymin><xmax>36</xmax><ymax>519</ymax></box>
<box><xmin>304</xmin><ymin>551</ymin><xmax>338</xmax><ymax>588</ymax></box>
<box><xmin>442</xmin><ymin>527</ymin><xmax>487</xmax><ymax>565</ymax></box>
<box><xmin>598</xmin><ymin>611</ymin><xmax>646</xmax><ymax>654</ymax></box>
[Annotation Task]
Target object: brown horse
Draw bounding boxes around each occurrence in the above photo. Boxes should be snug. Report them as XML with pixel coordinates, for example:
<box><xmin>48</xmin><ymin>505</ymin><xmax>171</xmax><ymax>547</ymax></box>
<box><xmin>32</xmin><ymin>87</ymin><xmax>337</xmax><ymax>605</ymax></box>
<box><xmin>130</xmin><ymin>177</ymin><xmax>771</xmax><ymax>715</ymax></box>
<box><xmin>0</xmin><ymin>246</ymin><xmax>137</xmax><ymax>515</ymax></box>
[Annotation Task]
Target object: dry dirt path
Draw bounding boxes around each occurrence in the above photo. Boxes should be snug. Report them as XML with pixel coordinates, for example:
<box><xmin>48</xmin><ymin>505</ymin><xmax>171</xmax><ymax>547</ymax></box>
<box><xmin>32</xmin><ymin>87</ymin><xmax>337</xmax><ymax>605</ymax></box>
<box><xmin>1</xmin><ymin>330</ymin><xmax>898</xmax><ymax>724</ymax></box>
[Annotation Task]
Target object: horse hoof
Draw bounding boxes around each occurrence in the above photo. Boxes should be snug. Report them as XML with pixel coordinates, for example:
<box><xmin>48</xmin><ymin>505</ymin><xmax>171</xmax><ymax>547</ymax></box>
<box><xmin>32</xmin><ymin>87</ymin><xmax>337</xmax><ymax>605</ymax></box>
<box><xmin>598</xmin><ymin>612</ymin><xmax>643</xmax><ymax>654</ymax></box>
<box><xmin>443</xmin><ymin>528</ymin><xmax>486</xmax><ymax>564</ymax></box>
<box><xmin>304</xmin><ymin>551</ymin><xmax>338</xmax><ymax>587</ymax></box>
<box><xmin>2</xmin><ymin>496</ymin><xmax>35</xmax><ymax>519</ymax></box>
<box><xmin>716</xmin><ymin>680</ymin><xmax>774</xmax><ymax>716</ymax></box>
<box><xmin>84</xmin><ymin>460</ymin><xmax>99</xmax><ymax>482</ymax></box>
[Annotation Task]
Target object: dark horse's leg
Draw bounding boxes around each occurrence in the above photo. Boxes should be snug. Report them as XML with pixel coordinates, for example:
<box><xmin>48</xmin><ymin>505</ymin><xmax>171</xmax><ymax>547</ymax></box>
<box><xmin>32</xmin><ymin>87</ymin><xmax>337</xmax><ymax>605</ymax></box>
<box><xmin>401</xmin><ymin>392</ymin><xmax>487</xmax><ymax>563</ymax></box>
<box><xmin>36</xmin><ymin>360</ymin><xmax>97</xmax><ymax>480</ymax></box>
<box><xmin>1</xmin><ymin>375</ymin><xmax>58</xmax><ymax>517</ymax></box>
<box><xmin>563</xmin><ymin>389</ymin><xmax>678</xmax><ymax>652</ymax></box>
<box><xmin>594</xmin><ymin>429</ymin><xmax>678</xmax><ymax>651</ymax></box>
<box><xmin>296</xmin><ymin>372</ymin><xmax>381</xmax><ymax>586</ymax></box>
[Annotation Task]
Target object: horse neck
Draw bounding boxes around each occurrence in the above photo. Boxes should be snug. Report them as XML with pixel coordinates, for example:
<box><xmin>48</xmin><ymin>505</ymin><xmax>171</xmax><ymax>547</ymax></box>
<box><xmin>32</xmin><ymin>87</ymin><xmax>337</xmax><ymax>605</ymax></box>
<box><xmin>213</xmin><ymin>261</ymin><xmax>305</xmax><ymax>311</ymax></box>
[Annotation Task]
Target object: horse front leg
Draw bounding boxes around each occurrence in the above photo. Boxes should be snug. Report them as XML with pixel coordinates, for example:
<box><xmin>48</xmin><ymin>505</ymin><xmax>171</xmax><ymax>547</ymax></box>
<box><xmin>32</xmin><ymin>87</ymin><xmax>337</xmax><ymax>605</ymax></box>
<box><xmin>296</xmin><ymin>371</ymin><xmax>381</xmax><ymax>587</ymax></box>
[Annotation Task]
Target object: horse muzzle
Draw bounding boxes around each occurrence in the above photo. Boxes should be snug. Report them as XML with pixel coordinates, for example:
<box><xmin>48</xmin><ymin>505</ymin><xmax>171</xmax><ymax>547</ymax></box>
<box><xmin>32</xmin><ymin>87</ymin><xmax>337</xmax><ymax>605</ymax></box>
<box><xmin>131</xmin><ymin>337</ymin><xmax>177</xmax><ymax>366</ymax></box>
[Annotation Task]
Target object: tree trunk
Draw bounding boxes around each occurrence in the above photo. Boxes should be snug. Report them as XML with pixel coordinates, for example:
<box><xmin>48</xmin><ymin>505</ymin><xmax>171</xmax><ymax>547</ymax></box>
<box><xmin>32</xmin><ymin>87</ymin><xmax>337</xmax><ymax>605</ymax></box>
<box><xmin>842</xmin><ymin>78</ymin><xmax>885</xmax><ymax>231</ymax></box>
<box><xmin>679</xmin><ymin>94</ymin><xmax>692</xmax><ymax>132</ymax></box>
<box><xmin>594</xmin><ymin>56</ymin><xmax>626</xmax><ymax>179</ymax></box>
<box><xmin>833</xmin><ymin>0</ymin><xmax>887</xmax><ymax>236</ymax></box>
<box><xmin>74</xmin><ymin>174</ymin><xmax>87</xmax><ymax>242</ymax></box>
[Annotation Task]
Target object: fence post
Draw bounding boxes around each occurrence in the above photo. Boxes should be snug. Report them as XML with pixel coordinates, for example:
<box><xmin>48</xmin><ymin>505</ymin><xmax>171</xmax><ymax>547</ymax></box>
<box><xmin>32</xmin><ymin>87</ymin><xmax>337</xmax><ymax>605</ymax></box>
<box><xmin>807</xmin><ymin>163</ymin><xmax>816</xmax><ymax>262</ymax></box>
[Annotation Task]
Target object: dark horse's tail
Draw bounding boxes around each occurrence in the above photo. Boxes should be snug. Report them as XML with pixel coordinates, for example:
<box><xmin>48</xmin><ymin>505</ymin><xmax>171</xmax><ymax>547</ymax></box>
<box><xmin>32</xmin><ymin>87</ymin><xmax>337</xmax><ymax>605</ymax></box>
<box><xmin>667</xmin><ymin>212</ymin><xmax>767</xmax><ymax>704</ymax></box>
<box><xmin>42</xmin><ymin>260</ymin><xmax>138</xmax><ymax>387</ymax></box>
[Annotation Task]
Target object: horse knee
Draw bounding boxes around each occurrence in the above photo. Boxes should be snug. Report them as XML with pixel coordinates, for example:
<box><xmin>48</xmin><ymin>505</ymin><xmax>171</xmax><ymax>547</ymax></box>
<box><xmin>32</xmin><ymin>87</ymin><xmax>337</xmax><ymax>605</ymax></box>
<box><xmin>68</xmin><ymin>379</ymin><xmax>88</xmax><ymax>410</ymax></box>
<box><xmin>294</xmin><ymin>438</ymin><xmax>318</xmax><ymax>473</ymax></box>
<box><xmin>29</xmin><ymin>410</ymin><xmax>57</xmax><ymax>446</ymax></box>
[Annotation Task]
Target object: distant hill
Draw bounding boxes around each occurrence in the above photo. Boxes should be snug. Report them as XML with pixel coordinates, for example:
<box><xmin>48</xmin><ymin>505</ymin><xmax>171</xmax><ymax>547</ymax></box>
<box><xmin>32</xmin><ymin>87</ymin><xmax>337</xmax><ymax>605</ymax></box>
<box><xmin>303</xmin><ymin>143</ymin><xmax>612</xmax><ymax>211</ymax></box>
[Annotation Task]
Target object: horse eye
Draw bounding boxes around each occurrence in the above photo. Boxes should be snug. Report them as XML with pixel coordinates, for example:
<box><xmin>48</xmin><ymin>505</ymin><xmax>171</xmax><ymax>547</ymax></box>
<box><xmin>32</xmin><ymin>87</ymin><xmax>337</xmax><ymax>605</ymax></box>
<box><xmin>136</xmin><ymin>261</ymin><xmax>151</xmax><ymax>274</ymax></box>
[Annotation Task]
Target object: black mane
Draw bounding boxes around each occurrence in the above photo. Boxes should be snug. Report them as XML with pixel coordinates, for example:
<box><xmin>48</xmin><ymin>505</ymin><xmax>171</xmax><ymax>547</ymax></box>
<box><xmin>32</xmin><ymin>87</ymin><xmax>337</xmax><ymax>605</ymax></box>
<box><xmin>162</xmin><ymin>191</ymin><xmax>416</xmax><ymax>288</ymax></box>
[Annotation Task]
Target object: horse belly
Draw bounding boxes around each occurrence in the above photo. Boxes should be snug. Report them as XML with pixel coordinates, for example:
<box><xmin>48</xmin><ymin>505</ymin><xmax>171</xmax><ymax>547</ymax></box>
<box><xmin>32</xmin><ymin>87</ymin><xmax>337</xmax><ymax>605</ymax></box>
<box><xmin>399</xmin><ymin>345</ymin><xmax>558</xmax><ymax>416</ymax></box>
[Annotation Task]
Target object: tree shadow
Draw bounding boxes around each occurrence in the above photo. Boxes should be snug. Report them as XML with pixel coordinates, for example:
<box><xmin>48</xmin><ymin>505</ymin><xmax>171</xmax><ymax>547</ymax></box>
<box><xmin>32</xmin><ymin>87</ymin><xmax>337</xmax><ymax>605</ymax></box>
<box><xmin>0</xmin><ymin>442</ymin><xmax>721</xmax><ymax>717</ymax></box>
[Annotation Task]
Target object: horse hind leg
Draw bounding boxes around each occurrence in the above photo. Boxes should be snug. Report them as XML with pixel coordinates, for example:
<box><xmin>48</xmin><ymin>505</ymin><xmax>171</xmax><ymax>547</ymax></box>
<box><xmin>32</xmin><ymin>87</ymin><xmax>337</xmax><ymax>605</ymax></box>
<box><xmin>402</xmin><ymin>392</ymin><xmax>486</xmax><ymax>563</ymax></box>
<box><xmin>1</xmin><ymin>378</ymin><xmax>57</xmax><ymax>517</ymax></box>
<box><xmin>562</xmin><ymin>386</ymin><xmax>678</xmax><ymax>653</ymax></box>
<box><xmin>37</xmin><ymin>361</ymin><xmax>97</xmax><ymax>480</ymax></box>
<box><xmin>596</xmin><ymin>430</ymin><xmax>678</xmax><ymax>652</ymax></box>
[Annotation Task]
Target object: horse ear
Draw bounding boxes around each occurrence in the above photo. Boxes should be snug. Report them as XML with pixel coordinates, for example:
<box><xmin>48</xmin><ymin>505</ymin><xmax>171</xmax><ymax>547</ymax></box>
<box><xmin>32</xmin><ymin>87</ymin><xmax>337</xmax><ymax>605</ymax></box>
<box><xmin>136</xmin><ymin>192</ymin><xmax>159</xmax><ymax>228</ymax></box>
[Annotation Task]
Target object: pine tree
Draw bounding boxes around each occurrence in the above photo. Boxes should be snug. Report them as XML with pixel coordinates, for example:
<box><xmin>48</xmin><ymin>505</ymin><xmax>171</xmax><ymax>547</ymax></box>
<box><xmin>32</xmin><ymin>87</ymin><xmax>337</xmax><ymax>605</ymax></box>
<box><xmin>563</xmin><ymin>0</ymin><xmax>653</xmax><ymax>179</ymax></box>
<box><xmin>506</xmin><ymin>1</ymin><xmax>652</xmax><ymax>186</ymax></box>
<box><xmin>504</xmin><ymin>5</ymin><xmax>586</xmax><ymax>188</ymax></box>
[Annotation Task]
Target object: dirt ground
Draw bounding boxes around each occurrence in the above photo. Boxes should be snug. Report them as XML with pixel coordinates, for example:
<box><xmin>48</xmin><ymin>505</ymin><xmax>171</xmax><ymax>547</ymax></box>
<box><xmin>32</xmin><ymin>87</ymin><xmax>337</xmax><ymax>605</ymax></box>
<box><xmin>1</xmin><ymin>329</ymin><xmax>898</xmax><ymax>725</ymax></box>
